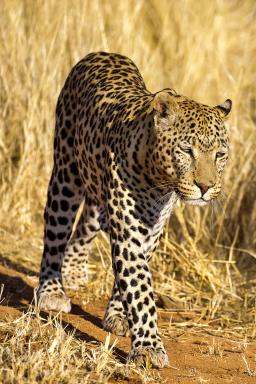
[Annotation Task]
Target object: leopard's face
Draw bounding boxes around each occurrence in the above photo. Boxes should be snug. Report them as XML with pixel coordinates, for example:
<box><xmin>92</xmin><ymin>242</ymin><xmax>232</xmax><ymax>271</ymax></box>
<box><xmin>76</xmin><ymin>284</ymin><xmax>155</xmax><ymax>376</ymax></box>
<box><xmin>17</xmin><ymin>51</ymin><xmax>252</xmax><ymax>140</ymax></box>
<box><xmin>173</xmin><ymin>134</ymin><xmax>229</xmax><ymax>206</ymax></box>
<box><xmin>152</xmin><ymin>92</ymin><xmax>232</xmax><ymax>206</ymax></box>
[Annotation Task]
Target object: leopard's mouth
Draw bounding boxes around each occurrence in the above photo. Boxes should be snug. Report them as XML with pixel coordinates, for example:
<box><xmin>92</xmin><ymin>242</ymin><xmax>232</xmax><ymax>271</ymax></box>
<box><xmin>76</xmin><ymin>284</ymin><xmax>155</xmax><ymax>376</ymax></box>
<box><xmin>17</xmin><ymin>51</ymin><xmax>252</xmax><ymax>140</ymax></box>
<box><xmin>175</xmin><ymin>187</ymin><xmax>217</xmax><ymax>206</ymax></box>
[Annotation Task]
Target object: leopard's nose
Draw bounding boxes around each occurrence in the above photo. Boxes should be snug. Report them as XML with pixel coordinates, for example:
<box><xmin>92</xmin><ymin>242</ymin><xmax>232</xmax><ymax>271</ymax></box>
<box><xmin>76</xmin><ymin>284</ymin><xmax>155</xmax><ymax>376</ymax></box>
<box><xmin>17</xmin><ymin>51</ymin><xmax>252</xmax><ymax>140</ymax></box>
<box><xmin>194</xmin><ymin>181</ymin><xmax>215</xmax><ymax>195</ymax></box>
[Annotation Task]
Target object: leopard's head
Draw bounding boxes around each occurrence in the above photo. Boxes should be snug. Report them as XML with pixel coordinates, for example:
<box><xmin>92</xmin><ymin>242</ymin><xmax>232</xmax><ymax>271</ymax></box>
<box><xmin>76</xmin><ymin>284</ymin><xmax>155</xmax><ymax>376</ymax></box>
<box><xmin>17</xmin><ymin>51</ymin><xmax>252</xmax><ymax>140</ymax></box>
<box><xmin>151</xmin><ymin>91</ymin><xmax>232</xmax><ymax>205</ymax></box>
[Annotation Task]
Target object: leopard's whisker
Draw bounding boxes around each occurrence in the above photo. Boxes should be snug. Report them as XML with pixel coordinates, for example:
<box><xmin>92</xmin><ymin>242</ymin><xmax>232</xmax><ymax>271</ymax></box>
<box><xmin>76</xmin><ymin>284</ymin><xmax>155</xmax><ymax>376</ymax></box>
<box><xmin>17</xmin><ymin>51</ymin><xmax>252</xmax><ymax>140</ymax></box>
<box><xmin>152</xmin><ymin>191</ymin><xmax>173</xmax><ymax>210</ymax></box>
<box><xmin>147</xmin><ymin>181</ymin><xmax>179</xmax><ymax>192</ymax></box>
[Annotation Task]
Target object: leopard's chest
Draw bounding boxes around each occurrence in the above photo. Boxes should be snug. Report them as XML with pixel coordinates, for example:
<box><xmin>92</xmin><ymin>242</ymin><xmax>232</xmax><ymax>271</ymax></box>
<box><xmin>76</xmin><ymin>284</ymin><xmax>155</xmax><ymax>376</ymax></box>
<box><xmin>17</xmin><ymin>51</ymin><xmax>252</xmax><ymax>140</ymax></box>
<box><xmin>141</xmin><ymin>192</ymin><xmax>179</xmax><ymax>256</ymax></box>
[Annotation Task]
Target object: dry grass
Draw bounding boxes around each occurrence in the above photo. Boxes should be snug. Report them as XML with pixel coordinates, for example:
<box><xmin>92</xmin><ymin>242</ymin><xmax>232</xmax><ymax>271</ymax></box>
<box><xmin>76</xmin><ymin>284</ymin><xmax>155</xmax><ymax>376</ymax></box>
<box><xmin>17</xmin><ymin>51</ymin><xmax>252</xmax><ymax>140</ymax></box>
<box><xmin>0</xmin><ymin>304</ymin><xmax>158</xmax><ymax>384</ymax></box>
<box><xmin>0</xmin><ymin>0</ymin><xmax>256</xmax><ymax>382</ymax></box>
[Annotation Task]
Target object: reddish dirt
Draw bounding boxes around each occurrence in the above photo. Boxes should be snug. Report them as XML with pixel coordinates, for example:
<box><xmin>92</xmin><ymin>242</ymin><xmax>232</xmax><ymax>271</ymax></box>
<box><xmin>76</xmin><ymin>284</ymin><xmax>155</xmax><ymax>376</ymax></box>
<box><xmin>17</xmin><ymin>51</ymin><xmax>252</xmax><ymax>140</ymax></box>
<box><xmin>0</xmin><ymin>263</ymin><xmax>255</xmax><ymax>384</ymax></box>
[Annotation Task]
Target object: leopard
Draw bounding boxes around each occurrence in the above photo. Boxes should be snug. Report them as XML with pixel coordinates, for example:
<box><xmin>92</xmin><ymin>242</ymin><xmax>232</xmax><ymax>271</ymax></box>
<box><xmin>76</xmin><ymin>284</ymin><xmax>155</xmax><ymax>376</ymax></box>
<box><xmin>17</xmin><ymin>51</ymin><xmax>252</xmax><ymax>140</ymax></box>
<box><xmin>37</xmin><ymin>52</ymin><xmax>232</xmax><ymax>368</ymax></box>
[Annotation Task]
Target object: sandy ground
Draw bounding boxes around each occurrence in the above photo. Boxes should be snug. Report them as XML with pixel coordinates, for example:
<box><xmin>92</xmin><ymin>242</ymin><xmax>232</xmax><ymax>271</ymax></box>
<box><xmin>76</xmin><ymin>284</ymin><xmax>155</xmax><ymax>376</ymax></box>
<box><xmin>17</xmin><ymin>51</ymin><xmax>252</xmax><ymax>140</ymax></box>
<box><xmin>0</xmin><ymin>262</ymin><xmax>255</xmax><ymax>384</ymax></box>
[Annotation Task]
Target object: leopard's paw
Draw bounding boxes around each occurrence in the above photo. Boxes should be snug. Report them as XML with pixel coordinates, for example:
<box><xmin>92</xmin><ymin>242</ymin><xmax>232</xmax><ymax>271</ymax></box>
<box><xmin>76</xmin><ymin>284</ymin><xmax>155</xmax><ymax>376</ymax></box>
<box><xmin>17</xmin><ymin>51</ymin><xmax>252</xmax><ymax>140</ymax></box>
<box><xmin>128</xmin><ymin>345</ymin><xmax>169</xmax><ymax>368</ymax></box>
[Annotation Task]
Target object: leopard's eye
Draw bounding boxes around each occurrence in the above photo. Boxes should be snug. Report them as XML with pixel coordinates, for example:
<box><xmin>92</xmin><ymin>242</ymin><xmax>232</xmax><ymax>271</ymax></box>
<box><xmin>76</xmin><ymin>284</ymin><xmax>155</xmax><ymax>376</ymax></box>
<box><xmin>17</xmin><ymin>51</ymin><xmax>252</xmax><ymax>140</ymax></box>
<box><xmin>216</xmin><ymin>152</ymin><xmax>226</xmax><ymax>159</ymax></box>
<box><xmin>181</xmin><ymin>147</ymin><xmax>194</xmax><ymax>157</ymax></box>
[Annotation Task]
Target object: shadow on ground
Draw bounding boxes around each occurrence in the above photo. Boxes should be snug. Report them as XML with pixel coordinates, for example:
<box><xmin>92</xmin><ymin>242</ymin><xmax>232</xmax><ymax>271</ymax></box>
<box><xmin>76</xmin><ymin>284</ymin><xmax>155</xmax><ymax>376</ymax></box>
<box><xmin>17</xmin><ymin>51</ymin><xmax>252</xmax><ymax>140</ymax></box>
<box><xmin>0</xmin><ymin>264</ymin><xmax>127</xmax><ymax>362</ymax></box>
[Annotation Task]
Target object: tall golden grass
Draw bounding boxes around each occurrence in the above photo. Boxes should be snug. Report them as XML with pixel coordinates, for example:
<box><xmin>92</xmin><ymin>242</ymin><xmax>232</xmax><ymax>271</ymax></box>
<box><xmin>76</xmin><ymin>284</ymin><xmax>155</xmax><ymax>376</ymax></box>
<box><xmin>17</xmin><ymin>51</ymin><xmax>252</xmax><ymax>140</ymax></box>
<box><xmin>0</xmin><ymin>0</ymin><xmax>256</xmax><ymax>335</ymax></box>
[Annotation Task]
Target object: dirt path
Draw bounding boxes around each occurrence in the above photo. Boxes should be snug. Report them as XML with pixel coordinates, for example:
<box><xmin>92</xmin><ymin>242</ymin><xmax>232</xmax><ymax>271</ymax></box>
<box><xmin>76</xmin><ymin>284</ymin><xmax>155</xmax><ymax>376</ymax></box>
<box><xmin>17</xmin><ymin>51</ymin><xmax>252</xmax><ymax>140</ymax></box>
<box><xmin>0</xmin><ymin>263</ymin><xmax>255</xmax><ymax>384</ymax></box>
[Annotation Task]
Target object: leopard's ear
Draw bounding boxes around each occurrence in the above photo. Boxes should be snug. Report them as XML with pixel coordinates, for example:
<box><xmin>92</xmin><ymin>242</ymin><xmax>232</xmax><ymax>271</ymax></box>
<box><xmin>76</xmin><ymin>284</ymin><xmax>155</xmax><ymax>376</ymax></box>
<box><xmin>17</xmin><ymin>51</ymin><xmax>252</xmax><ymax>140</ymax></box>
<box><xmin>214</xmin><ymin>99</ymin><xmax>232</xmax><ymax>119</ymax></box>
<box><xmin>153</xmin><ymin>91</ymin><xmax>178</xmax><ymax>120</ymax></box>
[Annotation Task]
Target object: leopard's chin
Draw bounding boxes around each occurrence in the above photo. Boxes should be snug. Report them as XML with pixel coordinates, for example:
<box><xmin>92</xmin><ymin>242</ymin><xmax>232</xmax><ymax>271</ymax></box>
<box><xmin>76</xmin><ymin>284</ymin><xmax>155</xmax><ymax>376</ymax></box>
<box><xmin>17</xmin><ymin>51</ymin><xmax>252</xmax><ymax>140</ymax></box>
<box><xmin>183</xmin><ymin>198</ymin><xmax>208</xmax><ymax>206</ymax></box>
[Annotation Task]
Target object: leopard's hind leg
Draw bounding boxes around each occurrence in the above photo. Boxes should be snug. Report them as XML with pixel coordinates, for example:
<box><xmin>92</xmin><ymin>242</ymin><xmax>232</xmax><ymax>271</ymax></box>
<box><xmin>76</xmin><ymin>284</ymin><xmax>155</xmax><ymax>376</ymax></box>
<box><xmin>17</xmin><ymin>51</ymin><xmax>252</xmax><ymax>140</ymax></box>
<box><xmin>103</xmin><ymin>279</ymin><xmax>130</xmax><ymax>336</ymax></box>
<box><xmin>37</xmin><ymin>165</ymin><xmax>84</xmax><ymax>313</ymax></box>
<box><xmin>61</xmin><ymin>201</ymin><xmax>104</xmax><ymax>290</ymax></box>
<box><xmin>37</xmin><ymin>80</ymin><xmax>86</xmax><ymax>312</ymax></box>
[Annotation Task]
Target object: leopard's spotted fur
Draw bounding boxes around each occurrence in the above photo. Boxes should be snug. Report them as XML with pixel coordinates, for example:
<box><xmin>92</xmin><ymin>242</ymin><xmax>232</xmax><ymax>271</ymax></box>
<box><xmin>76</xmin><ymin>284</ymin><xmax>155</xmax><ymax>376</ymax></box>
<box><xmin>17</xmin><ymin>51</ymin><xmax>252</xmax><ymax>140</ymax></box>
<box><xmin>37</xmin><ymin>52</ymin><xmax>232</xmax><ymax>367</ymax></box>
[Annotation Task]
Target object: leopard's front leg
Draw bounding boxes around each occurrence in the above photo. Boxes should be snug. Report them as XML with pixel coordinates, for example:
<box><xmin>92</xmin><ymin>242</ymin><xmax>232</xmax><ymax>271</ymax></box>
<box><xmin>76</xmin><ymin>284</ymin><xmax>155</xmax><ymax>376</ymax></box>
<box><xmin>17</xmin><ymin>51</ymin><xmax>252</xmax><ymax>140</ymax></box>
<box><xmin>107</xmin><ymin>200</ymin><xmax>169</xmax><ymax>368</ymax></box>
<box><xmin>111</xmin><ymin>237</ymin><xmax>168</xmax><ymax>367</ymax></box>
